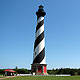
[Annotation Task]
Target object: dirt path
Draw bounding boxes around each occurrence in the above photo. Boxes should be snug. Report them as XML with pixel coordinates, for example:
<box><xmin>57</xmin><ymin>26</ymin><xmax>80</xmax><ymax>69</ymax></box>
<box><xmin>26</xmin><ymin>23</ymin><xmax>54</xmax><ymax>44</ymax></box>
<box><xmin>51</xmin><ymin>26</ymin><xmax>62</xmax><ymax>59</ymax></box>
<box><xmin>0</xmin><ymin>76</ymin><xmax>17</xmax><ymax>80</ymax></box>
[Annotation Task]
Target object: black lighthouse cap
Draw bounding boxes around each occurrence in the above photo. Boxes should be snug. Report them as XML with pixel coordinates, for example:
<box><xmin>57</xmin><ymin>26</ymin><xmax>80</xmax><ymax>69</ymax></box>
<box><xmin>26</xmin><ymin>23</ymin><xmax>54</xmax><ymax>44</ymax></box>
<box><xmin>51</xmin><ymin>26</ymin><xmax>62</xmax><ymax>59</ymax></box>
<box><xmin>36</xmin><ymin>5</ymin><xmax>46</xmax><ymax>18</ymax></box>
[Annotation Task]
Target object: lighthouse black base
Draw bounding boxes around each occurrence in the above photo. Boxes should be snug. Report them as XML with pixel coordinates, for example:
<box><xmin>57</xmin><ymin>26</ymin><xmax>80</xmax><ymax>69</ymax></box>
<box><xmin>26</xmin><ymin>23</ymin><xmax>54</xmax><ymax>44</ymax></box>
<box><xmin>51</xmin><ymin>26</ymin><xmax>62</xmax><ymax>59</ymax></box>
<box><xmin>31</xmin><ymin>63</ymin><xmax>48</xmax><ymax>75</ymax></box>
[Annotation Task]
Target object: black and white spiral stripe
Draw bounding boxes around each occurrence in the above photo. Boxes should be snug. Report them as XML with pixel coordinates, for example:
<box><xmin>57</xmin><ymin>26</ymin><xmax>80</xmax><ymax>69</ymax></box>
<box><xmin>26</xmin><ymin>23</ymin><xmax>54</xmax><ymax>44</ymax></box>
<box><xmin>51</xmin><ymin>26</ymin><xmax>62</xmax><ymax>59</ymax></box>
<box><xmin>33</xmin><ymin>16</ymin><xmax>45</xmax><ymax>64</ymax></box>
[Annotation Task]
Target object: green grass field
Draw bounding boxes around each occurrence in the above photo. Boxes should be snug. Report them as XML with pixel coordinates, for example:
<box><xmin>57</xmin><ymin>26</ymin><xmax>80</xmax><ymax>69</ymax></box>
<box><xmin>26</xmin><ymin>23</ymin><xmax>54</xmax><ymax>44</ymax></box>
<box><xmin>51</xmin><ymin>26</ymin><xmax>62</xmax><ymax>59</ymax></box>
<box><xmin>0</xmin><ymin>75</ymin><xmax>4</xmax><ymax>78</ymax></box>
<box><xmin>1</xmin><ymin>76</ymin><xmax>80</xmax><ymax>80</ymax></box>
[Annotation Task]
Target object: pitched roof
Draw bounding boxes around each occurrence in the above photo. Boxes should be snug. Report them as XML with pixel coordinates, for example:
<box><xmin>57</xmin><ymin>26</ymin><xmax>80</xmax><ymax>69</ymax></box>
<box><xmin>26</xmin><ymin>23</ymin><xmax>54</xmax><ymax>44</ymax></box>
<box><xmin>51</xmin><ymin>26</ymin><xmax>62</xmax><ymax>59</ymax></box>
<box><xmin>4</xmin><ymin>69</ymin><xmax>16</xmax><ymax>72</ymax></box>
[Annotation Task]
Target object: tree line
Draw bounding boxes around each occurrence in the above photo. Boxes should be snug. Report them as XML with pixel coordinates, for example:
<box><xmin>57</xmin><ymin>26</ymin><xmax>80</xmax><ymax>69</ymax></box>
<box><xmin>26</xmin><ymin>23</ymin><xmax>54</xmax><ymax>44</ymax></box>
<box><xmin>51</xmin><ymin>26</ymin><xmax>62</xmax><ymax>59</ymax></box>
<box><xmin>0</xmin><ymin>68</ymin><xmax>80</xmax><ymax>75</ymax></box>
<box><xmin>47</xmin><ymin>68</ymin><xmax>80</xmax><ymax>75</ymax></box>
<box><xmin>0</xmin><ymin>68</ymin><xmax>30</xmax><ymax>75</ymax></box>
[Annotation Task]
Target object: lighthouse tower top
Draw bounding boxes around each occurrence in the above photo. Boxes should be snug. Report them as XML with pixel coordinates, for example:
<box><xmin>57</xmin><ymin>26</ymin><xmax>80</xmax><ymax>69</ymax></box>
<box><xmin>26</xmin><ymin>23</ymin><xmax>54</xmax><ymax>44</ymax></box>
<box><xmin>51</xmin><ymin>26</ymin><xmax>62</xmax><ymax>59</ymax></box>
<box><xmin>36</xmin><ymin>5</ymin><xmax>46</xmax><ymax>18</ymax></box>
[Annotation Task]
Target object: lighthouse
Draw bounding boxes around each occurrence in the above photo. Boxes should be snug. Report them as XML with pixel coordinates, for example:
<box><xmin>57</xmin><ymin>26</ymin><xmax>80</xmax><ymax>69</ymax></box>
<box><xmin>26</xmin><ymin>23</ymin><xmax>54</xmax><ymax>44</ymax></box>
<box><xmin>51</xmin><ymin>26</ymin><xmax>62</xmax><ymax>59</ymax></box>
<box><xmin>31</xmin><ymin>5</ymin><xmax>48</xmax><ymax>75</ymax></box>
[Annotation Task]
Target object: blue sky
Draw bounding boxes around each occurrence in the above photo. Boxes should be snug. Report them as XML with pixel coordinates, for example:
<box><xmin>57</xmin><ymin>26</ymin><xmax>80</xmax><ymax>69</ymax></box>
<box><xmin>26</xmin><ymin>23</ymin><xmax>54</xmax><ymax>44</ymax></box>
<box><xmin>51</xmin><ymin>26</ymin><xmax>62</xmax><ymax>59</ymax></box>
<box><xmin>0</xmin><ymin>0</ymin><xmax>80</xmax><ymax>69</ymax></box>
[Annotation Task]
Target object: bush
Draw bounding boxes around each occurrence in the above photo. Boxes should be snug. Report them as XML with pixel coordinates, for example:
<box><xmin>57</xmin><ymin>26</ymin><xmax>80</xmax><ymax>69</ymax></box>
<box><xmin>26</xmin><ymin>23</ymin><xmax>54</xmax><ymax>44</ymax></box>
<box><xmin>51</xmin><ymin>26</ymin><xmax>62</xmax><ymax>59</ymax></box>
<box><xmin>14</xmin><ymin>68</ymin><xmax>30</xmax><ymax>74</ymax></box>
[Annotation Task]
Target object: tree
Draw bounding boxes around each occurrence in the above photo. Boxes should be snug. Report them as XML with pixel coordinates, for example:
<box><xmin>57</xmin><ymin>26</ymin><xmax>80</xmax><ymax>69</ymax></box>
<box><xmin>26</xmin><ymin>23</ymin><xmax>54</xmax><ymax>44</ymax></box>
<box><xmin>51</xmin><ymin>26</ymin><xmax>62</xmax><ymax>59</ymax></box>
<box><xmin>63</xmin><ymin>68</ymin><xmax>71</xmax><ymax>74</ymax></box>
<box><xmin>0</xmin><ymin>69</ymin><xmax>4</xmax><ymax>75</ymax></box>
<box><xmin>70</xmin><ymin>69</ymin><xmax>76</xmax><ymax>76</ymax></box>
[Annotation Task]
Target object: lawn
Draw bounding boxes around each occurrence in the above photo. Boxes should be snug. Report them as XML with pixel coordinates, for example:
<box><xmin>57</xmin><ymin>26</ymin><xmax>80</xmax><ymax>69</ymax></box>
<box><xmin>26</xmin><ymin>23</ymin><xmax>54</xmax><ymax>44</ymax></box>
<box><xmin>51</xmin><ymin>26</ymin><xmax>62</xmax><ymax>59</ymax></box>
<box><xmin>1</xmin><ymin>76</ymin><xmax>80</xmax><ymax>80</ymax></box>
<box><xmin>0</xmin><ymin>75</ymin><xmax>4</xmax><ymax>78</ymax></box>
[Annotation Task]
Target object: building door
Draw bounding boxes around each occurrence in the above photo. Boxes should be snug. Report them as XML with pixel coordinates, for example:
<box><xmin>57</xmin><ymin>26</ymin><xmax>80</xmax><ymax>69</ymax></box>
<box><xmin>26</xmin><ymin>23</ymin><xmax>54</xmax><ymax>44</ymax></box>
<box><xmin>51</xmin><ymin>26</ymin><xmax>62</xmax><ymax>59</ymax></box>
<box><xmin>38</xmin><ymin>66</ymin><xmax>42</xmax><ymax>73</ymax></box>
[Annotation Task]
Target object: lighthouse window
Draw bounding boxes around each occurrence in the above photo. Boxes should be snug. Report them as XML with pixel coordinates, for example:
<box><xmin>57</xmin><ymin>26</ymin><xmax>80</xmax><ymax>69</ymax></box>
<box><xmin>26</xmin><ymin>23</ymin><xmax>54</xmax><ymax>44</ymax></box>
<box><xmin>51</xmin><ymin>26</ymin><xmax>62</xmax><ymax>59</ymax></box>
<box><xmin>35</xmin><ymin>52</ymin><xmax>36</xmax><ymax>55</ymax></box>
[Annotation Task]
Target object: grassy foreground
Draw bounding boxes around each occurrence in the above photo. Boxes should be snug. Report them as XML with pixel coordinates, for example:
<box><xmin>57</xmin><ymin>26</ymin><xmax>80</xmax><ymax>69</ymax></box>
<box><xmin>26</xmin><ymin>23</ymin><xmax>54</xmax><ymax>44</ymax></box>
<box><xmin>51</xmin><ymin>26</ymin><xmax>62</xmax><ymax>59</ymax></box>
<box><xmin>1</xmin><ymin>76</ymin><xmax>80</xmax><ymax>80</ymax></box>
<box><xmin>0</xmin><ymin>75</ymin><xmax>4</xmax><ymax>78</ymax></box>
